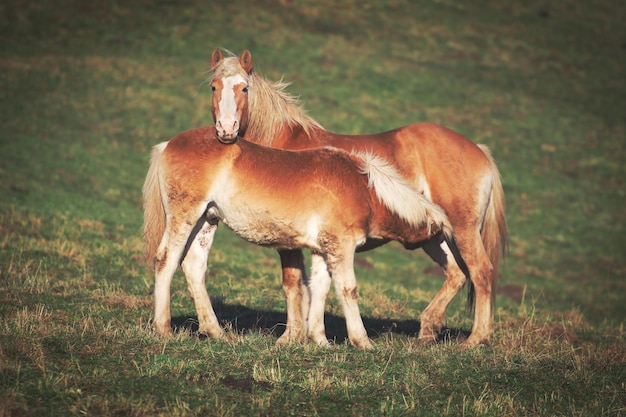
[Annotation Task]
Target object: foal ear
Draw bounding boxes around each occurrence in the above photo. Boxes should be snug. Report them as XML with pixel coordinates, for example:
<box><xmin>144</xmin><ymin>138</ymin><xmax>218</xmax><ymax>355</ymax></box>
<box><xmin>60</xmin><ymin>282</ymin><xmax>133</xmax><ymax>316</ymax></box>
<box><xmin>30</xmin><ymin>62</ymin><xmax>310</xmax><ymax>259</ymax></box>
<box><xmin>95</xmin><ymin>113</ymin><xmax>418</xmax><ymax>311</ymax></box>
<box><xmin>211</xmin><ymin>48</ymin><xmax>224</xmax><ymax>68</ymax></box>
<box><xmin>240</xmin><ymin>50</ymin><xmax>253</xmax><ymax>74</ymax></box>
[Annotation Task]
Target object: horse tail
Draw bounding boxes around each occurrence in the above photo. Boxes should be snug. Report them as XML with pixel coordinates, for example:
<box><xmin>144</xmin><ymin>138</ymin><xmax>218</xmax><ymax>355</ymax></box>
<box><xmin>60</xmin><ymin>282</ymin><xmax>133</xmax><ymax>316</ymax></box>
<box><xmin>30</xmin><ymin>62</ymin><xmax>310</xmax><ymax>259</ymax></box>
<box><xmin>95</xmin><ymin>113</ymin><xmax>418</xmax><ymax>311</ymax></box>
<box><xmin>477</xmin><ymin>144</ymin><xmax>508</xmax><ymax>309</ymax></box>
<box><xmin>352</xmin><ymin>151</ymin><xmax>452</xmax><ymax>237</ymax></box>
<box><xmin>142</xmin><ymin>142</ymin><xmax>169</xmax><ymax>267</ymax></box>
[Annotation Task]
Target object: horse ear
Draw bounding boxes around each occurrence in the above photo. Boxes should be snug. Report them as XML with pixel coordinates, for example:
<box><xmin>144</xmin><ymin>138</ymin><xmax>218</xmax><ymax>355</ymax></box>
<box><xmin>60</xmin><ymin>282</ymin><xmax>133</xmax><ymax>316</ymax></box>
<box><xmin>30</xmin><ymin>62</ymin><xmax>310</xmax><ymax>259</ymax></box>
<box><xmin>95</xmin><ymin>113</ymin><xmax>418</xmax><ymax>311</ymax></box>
<box><xmin>240</xmin><ymin>50</ymin><xmax>253</xmax><ymax>74</ymax></box>
<box><xmin>211</xmin><ymin>48</ymin><xmax>224</xmax><ymax>68</ymax></box>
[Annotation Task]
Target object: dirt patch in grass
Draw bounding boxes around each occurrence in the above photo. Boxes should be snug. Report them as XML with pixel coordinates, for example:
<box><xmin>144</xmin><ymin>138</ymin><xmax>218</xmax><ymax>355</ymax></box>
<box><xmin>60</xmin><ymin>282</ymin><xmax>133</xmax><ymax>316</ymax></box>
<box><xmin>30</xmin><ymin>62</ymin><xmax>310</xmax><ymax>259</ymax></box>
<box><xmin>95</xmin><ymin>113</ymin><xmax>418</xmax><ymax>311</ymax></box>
<box><xmin>220</xmin><ymin>375</ymin><xmax>272</xmax><ymax>393</ymax></box>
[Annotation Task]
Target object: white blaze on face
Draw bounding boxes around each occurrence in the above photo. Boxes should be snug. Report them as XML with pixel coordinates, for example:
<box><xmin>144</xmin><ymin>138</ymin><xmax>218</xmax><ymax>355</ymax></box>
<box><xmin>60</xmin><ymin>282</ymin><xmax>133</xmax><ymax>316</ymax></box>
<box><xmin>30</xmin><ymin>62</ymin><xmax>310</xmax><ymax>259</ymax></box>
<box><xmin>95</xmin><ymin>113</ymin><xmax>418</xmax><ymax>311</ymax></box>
<box><xmin>216</xmin><ymin>74</ymin><xmax>247</xmax><ymax>139</ymax></box>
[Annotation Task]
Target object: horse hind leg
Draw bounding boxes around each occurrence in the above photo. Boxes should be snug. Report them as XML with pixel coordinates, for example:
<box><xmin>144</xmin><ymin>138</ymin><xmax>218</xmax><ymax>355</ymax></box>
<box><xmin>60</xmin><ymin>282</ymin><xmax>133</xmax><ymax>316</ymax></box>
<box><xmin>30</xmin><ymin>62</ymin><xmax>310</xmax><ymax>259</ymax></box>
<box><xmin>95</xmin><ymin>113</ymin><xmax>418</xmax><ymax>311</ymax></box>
<box><xmin>327</xmin><ymin>249</ymin><xmax>372</xmax><ymax>349</ymax></box>
<box><xmin>307</xmin><ymin>251</ymin><xmax>373</xmax><ymax>349</ymax></box>
<box><xmin>153</xmin><ymin>220</ymin><xmax>197</xmax><ymax>336</ymax></box>
<box><xmin>418</xmin><ymin>238</ymin><xmax>468</xmax><ymax>345</ymax></box>
<box><xmin>460</xmin><ymin>231</ymin><xmax>494</xmax><ymax>347</ymax></box>
<box><xmin>306</xmin><ymin>253</ymin><xmax>332</xmax><ymax>346</ymax></box>
<box><xmin>153</xmin><ymin>231</ymin><xmax>176</xmax><ymax>336</ymax></box>
<box><xmin>180</xmin><ymin>219</ymin><xmax>224</xmax><ymax>339</ymax></box>
<box><xmin>276</xmin><ymin>249</ymin><xmax>309</xmax><ymax>345</ymax></box>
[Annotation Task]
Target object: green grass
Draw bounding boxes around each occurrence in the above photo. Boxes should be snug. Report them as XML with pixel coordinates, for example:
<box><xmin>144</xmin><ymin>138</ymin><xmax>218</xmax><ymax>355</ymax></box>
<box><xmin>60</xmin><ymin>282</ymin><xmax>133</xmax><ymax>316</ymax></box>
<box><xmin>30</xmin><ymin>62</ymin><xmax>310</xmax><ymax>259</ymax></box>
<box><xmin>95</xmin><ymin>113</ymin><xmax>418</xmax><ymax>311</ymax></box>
<box><xmin>1</xmin><ymin>0</ymin><xmax>625</xmax><ymax>415</ymax></box>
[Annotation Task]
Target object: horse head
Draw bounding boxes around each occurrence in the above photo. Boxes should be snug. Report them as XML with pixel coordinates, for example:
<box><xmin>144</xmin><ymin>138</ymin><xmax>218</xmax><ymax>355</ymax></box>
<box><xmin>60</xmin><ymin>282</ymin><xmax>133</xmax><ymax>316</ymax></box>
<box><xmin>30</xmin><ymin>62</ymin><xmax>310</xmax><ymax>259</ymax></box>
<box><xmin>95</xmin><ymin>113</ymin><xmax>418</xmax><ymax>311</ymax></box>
<box><xmin>210</xmin><ymin>49</ymin><xmax>253</xmax><ymax>143</ymax></box>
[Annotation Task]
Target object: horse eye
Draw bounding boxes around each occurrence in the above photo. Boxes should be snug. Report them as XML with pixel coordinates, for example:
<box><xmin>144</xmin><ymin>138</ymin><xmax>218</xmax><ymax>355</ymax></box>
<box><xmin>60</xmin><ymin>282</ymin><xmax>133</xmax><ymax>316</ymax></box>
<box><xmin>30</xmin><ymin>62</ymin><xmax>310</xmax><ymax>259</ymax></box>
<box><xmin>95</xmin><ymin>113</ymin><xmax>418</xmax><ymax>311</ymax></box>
<box><xmin>211</xmin><ymin>86</ymin><xmax>216</xmax><ymax>92</ymax></box>
<box><xmin>242</xmin><ymin>87</ymin><xmax>248</xmax><ymax>93</ymax></box>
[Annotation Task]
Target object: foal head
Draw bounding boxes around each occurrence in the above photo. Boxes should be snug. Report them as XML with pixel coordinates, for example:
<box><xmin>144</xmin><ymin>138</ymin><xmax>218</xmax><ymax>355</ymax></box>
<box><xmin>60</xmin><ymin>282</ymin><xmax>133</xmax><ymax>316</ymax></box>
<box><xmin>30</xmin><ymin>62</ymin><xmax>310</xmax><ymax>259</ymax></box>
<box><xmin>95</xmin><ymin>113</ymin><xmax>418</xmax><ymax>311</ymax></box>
<box><xmin>210</xmin><ymin>49</ymin><xmax>253</xmax><ymax>143</ymax></box>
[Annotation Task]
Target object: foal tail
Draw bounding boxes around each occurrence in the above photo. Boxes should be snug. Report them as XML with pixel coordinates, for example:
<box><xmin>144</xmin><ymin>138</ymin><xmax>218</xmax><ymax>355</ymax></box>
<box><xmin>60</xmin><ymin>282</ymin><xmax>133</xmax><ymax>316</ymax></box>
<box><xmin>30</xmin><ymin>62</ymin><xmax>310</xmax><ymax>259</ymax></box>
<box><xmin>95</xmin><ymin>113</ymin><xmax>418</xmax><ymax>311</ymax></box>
<box><xmin>478</xmin><ymin>145</ymin><xmax>508</xmax><ymax>305</ymax></box>
<box><xmin>142</xmin><ymin>142</ymin><xmax>169</xmax><ymax>267</ymax></box>
<box><xmin>353</xmin><ymin>151</ymin><xmax>452</xmax><ymax>237</ymax></box>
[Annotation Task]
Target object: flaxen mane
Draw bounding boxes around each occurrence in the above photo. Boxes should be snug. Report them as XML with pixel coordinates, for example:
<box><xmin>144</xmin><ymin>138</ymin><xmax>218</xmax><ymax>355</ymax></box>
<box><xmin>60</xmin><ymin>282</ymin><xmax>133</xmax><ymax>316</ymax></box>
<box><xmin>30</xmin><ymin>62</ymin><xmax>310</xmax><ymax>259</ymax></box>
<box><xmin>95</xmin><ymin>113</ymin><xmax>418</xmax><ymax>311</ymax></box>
<box><xmin>210</xmin><ymin>54</ymin><xmax>322</xmax><ymax>145</ymax></box>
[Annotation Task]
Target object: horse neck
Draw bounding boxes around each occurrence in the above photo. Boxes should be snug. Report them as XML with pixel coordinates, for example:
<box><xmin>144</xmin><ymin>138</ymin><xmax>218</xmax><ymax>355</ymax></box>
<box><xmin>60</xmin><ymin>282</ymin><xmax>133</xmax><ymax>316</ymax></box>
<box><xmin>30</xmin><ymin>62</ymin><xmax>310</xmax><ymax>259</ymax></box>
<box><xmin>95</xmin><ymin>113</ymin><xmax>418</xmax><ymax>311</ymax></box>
<box><xmin>245</xmin><ymin>122</ymin><xmax>326</xmax><ymax>149</ymax></box>
<box><xmin>244</xmin><ymin>72</ymin><xmax>322</xmax><ymax>147</ymax></box>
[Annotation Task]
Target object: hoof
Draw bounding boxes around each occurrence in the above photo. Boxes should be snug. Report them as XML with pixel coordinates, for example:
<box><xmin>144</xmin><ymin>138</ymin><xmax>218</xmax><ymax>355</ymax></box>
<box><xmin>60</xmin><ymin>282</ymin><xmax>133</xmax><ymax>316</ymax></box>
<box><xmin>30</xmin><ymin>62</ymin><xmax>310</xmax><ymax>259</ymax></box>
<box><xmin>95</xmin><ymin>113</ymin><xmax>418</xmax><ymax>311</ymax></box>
<box><xmin>351</xmin><ymin>338</ymin><xmax>374</xmax><ymax>350</ymax></box>
<box><xmin>275</xmin><ymin>335</ymin><xmax>290</xmax><ymax>346</ymax></box>
<box><xmin>308</xmin><ymin>335</ymin><xmax>331</xmax><ymax>347</ymax></box>
<box><xmin>276</xmin><ymin>329</ymin><xmax>307</xmax><ymax>346</ymax></box>
<box><xmin>197</xmin><ymin>327</ymin><xmax>226</xmax><ymax>340</ymax></box>
<box><xmin>154</xmin><ymin>323</ymin><xmax>174</xmax><ymax>337</ymax></box>
<box><xmin>460</xmin><ymin>337</ymin><xmax>490</xmax><ymax>349</ymax></box>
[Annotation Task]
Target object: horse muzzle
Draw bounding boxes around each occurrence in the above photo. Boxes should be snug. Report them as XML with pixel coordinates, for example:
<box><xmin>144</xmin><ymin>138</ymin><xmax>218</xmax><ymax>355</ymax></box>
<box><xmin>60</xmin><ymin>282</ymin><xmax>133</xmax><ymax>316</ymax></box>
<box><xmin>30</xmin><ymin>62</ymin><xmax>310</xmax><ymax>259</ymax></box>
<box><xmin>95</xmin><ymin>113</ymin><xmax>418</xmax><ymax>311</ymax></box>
<box><xmin>216</xmin><ymin>119</ymin><xmax>240</xmax><ymax>143</ymax></box>
<box><xmin>217</xmin><ymin>135</ymin><xmax>239</xmax><ymax>144</ymax></box>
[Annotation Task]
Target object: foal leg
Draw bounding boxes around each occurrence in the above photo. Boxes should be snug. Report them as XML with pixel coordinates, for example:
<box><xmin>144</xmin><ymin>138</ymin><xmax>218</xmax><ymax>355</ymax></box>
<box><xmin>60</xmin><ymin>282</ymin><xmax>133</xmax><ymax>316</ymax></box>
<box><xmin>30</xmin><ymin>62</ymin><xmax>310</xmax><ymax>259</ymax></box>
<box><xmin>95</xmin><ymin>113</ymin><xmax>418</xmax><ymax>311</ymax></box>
<box><xmin>180</xmin><ymin>220</ymin><xmax>224</xmax><ymax>339</ymax></box>
<box><xmin>276</xmin><ymin>249</ymin><xmax>309</xmax><ymax>345</ymax></box>
<box><xmin>306</xmin><ymin>253</ymin><xmax>331</xmax><ymax>346</ymax></box>
<box><xmin>419</xmin><ymin>239</ymin><xmax>468</xmax><ymax>345</ymax></box>
<box><xmin>328</xmin><ymin>250</ymin><xmax>372</xmax><ymax>349</ymax></box>
<box><xmin>153</xmin><ymin>223</ymin><xmax>195</xmax><ymax>336</ymax></box>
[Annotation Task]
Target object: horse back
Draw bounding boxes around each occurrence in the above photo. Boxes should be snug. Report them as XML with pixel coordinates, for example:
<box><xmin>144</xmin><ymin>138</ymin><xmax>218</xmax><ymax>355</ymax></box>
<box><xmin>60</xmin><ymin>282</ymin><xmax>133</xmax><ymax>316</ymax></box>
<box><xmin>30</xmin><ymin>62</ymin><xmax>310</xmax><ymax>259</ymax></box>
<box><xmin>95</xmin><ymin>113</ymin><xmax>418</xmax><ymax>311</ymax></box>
<box><xmin>282</xmin><ymin>122</ymin><xmax>494</xmax><ymax>225</ymax></box>
<box><xmin>233</xmin><ymin>141</ymin><xmax>374</xmax><ymax>221</ymax></box>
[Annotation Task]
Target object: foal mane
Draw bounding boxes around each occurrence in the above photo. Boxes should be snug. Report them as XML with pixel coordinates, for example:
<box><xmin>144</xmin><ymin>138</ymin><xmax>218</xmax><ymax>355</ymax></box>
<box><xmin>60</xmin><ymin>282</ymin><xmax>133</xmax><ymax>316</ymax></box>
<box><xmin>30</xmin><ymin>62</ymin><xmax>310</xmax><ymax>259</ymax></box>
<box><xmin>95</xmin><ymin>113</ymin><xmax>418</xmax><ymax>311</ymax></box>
<box><xmin>210</xmin><ymin>53</ymin><xmax>322</xmax><ymax>146</ymax></box>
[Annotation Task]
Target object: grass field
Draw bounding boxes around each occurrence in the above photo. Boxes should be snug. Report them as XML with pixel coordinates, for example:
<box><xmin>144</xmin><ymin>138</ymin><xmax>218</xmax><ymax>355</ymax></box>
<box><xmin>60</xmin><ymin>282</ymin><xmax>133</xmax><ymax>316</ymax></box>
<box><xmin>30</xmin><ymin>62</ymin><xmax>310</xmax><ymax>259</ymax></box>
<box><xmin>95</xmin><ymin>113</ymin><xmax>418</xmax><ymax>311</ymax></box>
<box><xmin>1</xmin><ymin>0</ymin><xmax>625</xmax><ymax>416</ymax></box>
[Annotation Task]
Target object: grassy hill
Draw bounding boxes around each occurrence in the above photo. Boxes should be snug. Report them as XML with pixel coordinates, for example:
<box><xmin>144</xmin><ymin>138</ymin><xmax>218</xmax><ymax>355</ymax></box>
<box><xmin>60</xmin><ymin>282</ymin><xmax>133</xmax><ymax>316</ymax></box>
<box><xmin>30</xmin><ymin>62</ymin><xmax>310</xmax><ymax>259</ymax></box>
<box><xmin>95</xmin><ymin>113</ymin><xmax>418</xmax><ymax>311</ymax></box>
<box><xmin>1</xmin><ymin>1</ymin><xmax>624</xmax><ymax>415</ymax></box>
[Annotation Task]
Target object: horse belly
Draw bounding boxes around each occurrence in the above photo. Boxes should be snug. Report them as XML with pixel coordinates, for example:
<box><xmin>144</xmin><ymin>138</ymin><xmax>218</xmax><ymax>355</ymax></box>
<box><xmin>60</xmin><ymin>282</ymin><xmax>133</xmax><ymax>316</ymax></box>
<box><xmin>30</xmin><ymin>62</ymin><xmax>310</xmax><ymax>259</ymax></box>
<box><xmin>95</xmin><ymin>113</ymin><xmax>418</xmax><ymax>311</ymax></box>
<box><xmin>369</xmin><ymin>212</ymin><xmax>439</xmax><ymax>249</ymax></box>
<box><xmin>219</xmin><ymin>203</ymin><xmax>319</xmax><ymax>250</ymax></box>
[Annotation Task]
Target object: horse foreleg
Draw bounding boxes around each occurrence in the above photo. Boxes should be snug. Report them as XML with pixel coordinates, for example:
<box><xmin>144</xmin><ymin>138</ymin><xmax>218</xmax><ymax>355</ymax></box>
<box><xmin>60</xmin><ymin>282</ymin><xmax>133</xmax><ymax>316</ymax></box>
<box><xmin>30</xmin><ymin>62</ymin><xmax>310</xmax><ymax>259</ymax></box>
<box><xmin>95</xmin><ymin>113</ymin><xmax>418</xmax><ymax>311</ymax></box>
<box><xmin>419</xmin><ymin>239</ymin><xmax>468</xmax><ymax>345</ymax></box>
<box><xmin>328</xmin><ymin>250</ymin><xmax>372</xmax><ymax>350</ymax></box>
<box><xmin>181</xmin><ymin>220</ymin><xmax>224</xmax><ymax>339</ymax></box>
<box><xmin>306</xmin><ymin>253</ymin><xmax>331</xmax><ymax>346</ymax></box>
<box><xmin>276</xmin><ymin>249</ymin><xmax>308</xmax><ymax>345</ymax></box>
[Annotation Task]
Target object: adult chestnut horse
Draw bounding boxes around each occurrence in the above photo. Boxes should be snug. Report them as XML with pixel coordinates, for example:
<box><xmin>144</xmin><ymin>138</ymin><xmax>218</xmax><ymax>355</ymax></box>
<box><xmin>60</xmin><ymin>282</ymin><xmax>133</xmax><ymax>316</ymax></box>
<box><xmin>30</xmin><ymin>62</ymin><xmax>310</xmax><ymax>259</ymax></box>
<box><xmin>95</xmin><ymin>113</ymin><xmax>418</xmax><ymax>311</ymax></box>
<box><xmin>208</xmin><ymin>49</ymin><xmax>507</xmax><ymax>348</ymax></box>
<box><xmin>143</xmin><ymin>126</ymin><xmax>452</xmax><ymax>348</ymax></box>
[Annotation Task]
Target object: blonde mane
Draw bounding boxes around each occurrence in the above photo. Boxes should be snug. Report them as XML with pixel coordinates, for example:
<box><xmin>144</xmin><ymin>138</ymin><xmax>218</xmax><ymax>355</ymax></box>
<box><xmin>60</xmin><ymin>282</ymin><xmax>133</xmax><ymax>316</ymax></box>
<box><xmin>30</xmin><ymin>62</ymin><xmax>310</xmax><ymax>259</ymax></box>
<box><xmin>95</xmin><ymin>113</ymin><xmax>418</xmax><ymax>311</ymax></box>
<box><xmin>210</xmin><ymin>55</ymin><xmax>322</xmax><ymax>146</ymax></box>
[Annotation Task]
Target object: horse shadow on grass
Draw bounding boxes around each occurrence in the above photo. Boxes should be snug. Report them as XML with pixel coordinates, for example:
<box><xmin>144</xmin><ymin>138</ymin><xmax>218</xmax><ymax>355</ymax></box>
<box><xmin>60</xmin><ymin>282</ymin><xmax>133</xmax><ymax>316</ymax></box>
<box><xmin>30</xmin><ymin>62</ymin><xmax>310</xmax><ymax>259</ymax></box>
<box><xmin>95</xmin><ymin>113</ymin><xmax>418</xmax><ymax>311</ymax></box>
<box><xmin>171</xmin><ymin>297</ymin><xmax>470</xmax><ymax>345</ymax></box>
